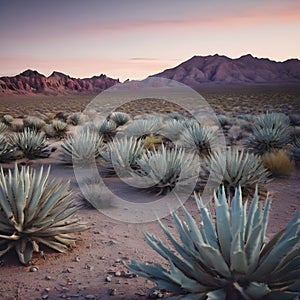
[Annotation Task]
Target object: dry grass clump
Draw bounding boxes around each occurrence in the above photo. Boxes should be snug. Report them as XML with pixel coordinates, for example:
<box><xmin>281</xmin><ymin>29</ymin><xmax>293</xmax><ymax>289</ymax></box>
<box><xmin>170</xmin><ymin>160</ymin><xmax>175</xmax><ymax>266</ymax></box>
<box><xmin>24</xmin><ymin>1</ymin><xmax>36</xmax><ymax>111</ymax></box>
<box><xmin>262</xmin><ymin>149</ymin><xmax>295</xmax><ymax>176</ymax></box>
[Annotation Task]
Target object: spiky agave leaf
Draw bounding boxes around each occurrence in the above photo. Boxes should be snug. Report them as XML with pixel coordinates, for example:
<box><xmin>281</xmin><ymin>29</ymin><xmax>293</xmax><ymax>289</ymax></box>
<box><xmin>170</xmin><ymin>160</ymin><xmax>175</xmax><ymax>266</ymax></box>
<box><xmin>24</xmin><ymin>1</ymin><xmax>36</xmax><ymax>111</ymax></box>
<box><xmin>0</xmin><ymin>122</ymin><xmax>9</xmax><ymax>134</ymax></box>
<box><xmin>248</xmin><ymin>112</ymin><xmax>292</xmax><ymax>155</ymax></box>
<box><xmin>0</xmin><ymin>164</ymin><xmax>88</xmax><ymax>265</ymax></box>
<box><xmin>60</xmin><ymin>127</ymin><xmax>104</xmax><ymax>165</ymax></box>
<box><xmin>127</xmin><ymin>186</ymin><xmax>300</xmax><ymax>299</ymax></box>
<box><xmin>10</xmin><ymin>128</ymin><xmax>50</xmax><ymax>159</ymax></box>
<box><xmin>109</xmin><ymin>111</ymin><xmax>131</xmax><ymax>126</ymax></box>
<box><xmin>124</xmin><ymin>117</ymin><xmax>162</xmax><ymax>138</ymax></box>
<box><xmin>102</xmin><ymin>136</ymin><xmax>144</xmax><ymax>172</ymax></box>
<box><xmin>177</xmin><ymin>122</ymin><xmax>218</xmax><ymax>157</ymax></box>
<box><xmin>136</xmin><ymin>145</ymin><xmax>198</xmax><ymax>195</ymax></box>
<box><xmin>0</xmin><ymin>133</ymin><xmax>16</xmax><ymax>162</ymax></box>
<box><xmin>204</xmin><ymin>147</ymin><xmax>270</xmax><ymax>196</ymax></box>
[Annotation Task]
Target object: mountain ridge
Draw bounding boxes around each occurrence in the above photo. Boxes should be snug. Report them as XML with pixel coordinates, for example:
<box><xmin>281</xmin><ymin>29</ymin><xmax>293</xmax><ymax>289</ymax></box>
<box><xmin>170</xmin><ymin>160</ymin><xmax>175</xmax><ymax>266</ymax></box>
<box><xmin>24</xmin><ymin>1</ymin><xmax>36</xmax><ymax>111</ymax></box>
<box><xmin>151</xmin><ymin>54</ymin><xmax>300</xmax><ymax>86</ymax></box>
<box><xmin>0</xmin><ymin>69</ymin><xmax>120</xmax><ymax>96</ymax></box>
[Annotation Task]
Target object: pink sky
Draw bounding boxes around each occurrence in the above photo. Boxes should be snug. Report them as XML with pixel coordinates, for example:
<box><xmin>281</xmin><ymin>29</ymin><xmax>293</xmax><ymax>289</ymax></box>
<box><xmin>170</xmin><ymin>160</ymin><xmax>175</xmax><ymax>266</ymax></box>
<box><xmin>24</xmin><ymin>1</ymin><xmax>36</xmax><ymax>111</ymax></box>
<box><xmin>0</xmin><ymin>0</ymin><xmax>299</xmax><ymax>81</ymax></box>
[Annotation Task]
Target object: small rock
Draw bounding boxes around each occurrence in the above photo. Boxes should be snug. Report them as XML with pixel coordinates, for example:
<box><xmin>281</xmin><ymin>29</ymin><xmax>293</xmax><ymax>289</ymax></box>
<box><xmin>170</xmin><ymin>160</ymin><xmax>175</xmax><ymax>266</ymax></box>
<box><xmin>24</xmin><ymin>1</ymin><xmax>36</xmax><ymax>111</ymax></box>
<box><xmin>105</xmin><ymin>276</ymin><xmax>112</xmax><ymax>282</ymax></box>
<box><xmin>45</xmin><ymin>275</ymin><xmax>52</xmax><ymax>280</ymax></box>
<box><xmin>109</xmin><ymin>288</ymin><xmax>117</xmax><ymax>296</ymax></box>
<box><xmin>114</xmin><ymin>271</ymin><xmax>122</xmax><ymax>277</ymax></box>
<box><xmin>29</xmin><ymin>266</ymin><xmax>39</xmax><ymax>272</ymax></box>
<box><xmin>74</xmin><ymin>257</ymin><xmax>81</xmax><ymax>262</ymax></box>
<box><xmin>85</xmin><ymin>295</ymin><xmax>96</xmax><ymax>299</ymax></box>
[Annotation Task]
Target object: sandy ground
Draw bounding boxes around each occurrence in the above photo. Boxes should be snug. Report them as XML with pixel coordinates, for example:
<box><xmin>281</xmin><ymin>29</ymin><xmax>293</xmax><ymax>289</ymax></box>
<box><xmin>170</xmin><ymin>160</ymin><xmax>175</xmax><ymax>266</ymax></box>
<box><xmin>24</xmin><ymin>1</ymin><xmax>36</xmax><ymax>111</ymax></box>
<box><xmin>0</xmin><ymin>156</ymin><xmax>299</xmax><ymax>300</ymax></box>
<box><xmin>1</xmin><ymin>85</ymin><xmax>300</xmax><ymax>299</ymax></box>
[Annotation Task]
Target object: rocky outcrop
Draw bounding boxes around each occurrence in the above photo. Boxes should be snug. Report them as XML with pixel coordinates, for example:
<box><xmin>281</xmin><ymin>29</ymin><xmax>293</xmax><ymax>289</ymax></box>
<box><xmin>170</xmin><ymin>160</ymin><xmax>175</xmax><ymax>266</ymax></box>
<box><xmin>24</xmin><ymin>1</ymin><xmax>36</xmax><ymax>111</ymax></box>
<box><xmin>151</xmin><ymin>54</ymin><xmax>300</xmax><ymax>86</ymax></box>
<box><xmin>0</xmin><ymin>70</ymin><xmax>119</xmax><ymax>95</ymax></box>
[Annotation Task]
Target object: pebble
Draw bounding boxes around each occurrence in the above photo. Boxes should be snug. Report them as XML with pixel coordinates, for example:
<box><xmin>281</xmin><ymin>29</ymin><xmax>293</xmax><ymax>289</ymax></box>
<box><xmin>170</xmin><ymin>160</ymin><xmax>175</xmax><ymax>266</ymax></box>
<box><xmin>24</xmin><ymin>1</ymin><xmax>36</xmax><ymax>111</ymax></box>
<box><xmin>29</xmin><ymin>266</ymin><xmax>39</xmax><ymax>272</ymax></box>
<box><xmin>105</xmin><ymin>276</ymin><xmax>112</xmax><ymax>282</ymax></box>
<box><xmin>109</xmin><ymin>288</ymin><xmax>117</xmax><ymax>296</ymax></box>
<box><xmin>85</xmin><ymin>295</ymin><xmax>96</xmax><ymax>299</ymax></box>
<box><xmin>114</xmin><ymin>271</ymin><xmax>122</xmax><ymax>277</ymax></box>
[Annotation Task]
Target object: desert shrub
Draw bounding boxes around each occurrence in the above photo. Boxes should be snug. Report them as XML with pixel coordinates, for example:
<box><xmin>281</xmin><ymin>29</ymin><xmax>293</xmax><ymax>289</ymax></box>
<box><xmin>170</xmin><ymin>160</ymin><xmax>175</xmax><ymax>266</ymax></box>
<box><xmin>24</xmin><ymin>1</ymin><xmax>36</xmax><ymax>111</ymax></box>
<box><xmin>68</xmin><ymin>112</ymin><xmax>82</xmax><ymax>126</ymax></box>
<box><xmin>262</xmin><ymin>149</ymin><xmax>295</xmax><ymax>176</ymax></box>
<box><xmin>289</xmin><ymin>113</ymin><xmax>300</xmax><ymax>126</ymax></box>
<box><xmin>0</xmin><ymin>164</ymin><xmax>88</xmax><ymax>265</ymax></box>
<box><xmin>23</xmin><ymin>117</ymin><xmax>46</xmax><ymax>131</ymax></box>
<box><xmin>167</xmin><ymin>112</ymin><xmax>186</xmax><ymax>121</ymax></box>
<box><xmin>109</xmin><ymin>111</ymin><xmax>131</xmax><ymax>126</ymax></box>
<box><xmin>143</xmin><ymin>134</ymin><xmax>163</xmax><ymax>151</ymax></box>
<box><xmin>98</xmin><ymin>120</ymin><xmax>117</xmax><ymax>141</ymax></box>
<box><xmin>60</xmin><ymin>127</ymin><xmax>104</xmax><ymax>165</ymax></box>
<box><xmin>128</xmin><ymin>186</ymin><xmax>300</xmax><ymax>299</ymax></box>
<box><xmin>136</xmin><ymin>145</ymin><xmax>198</xmax><ymax>195</ymax></box>
<box><xmin>102</xmin><ymin>136</ymin><xmax>144</xmax><ymax>170</ymax></box>
<box><xmin>2</xmin><ymin>114</ymin><xmax>14</xmax><ymax>126</ymax></box>
<box><xmin>11</xmin><ymin>119</ymin><xmax>24</xmax><ymax>132</ymax></box>
<box><xmin>11</xmin><ymin>128</ymin><xmax>50</xmax><ymax>159</ymax></box>
<box><xmin>51</xmin><ymin>119</ymin><xmax>68</xmax><ymax>137</ymax></box>
<box><xmin>292</xmin><ymin>137</ymin><xmax>300</xmax><ymax>167</ymax></box>
<box><xmin>178</xmin><ymin>122</ymin><xmax>218</xmax><ymax>157</ymax></box>
<box><xmin>124</xmin><ymin>117</ymin><xmax>162</xmax><ymax>138</ymax></box>
<box><xmin>204</xmin><ymin>147</ymin><xmax>269</xmax><ymax>196</ymax></box>
<box><xmin>0</xmin><ymin>134</ymin><xmax>16</xmax><ymax>162</ymax></box>
<box><xmin>217</xmin><ymin>114</ymin><xmax>232</xmax><ymax>127</ymax></box>
<box><xmin>248</xmin><ymin>112</ymin><xmax>292</xmax><ymax>155</ymax></box>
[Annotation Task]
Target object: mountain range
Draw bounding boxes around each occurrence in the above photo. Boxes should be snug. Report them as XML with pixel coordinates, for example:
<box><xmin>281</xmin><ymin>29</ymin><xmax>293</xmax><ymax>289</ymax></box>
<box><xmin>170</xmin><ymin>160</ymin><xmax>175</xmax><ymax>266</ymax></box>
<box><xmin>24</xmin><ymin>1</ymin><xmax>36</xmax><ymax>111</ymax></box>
<box><xmin>1</xmin><ymin>54</ymin><xmax>300</xmax><ymax>96</ymax></box>
<box><xmin>0</xmin><ymin>70</ymin><xmax>119</xmax><ymax>96</ymax></box>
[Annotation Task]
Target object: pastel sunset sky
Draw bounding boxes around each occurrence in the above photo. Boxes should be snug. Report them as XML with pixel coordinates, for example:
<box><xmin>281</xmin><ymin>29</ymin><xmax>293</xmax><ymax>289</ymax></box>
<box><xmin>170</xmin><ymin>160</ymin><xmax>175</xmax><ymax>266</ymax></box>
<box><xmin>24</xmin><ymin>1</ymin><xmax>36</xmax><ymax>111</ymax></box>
<box><xmin>1</xmin><ymin>0</ymin><xmax>299</xmax><ymax>81</ymax></box>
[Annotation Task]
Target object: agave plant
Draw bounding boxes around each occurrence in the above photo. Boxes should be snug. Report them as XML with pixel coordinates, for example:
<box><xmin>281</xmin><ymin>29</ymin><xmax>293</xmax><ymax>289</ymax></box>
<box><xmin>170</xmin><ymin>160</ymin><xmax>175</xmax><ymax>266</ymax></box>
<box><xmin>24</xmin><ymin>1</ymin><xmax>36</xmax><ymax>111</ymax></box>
<box><xmin>102</xmin><ymin>136</ymin><xmax>145</xmax><ymax>173</ymax></box>
<box><xmin>0</xmin><ymin>164</ymin><xmax>88</xmax><ymax>265</ymax></box>
<box><xmin>163</xmin><ymin>119</ymin><xmax>189</xmax><ymax>141</ymax></box>
<box><xmin>11</xmin><ymin>128</ymin><xmax>50</xmax><ymax>159</ymax></box>
<box><xmin>60</xmin><ymin>127</ymin><xmax>104</xmax><ymax>165</ymax></box>
<box><xmin>178</xmin><ymin>122</ymin><xmax>218</xmax><ymax>157</ymax></box>
<box><xmin>128</xmin><ymin>186</ymin><xmax>300</xmax><ymax>299</ymax></box>
<box><xmin>109</xmin><ymin>111</ymin><xmax>131</xmax><ymax>126</ymax></box>
<box><xmin>124</xmin><ymin>117</ymin><xmax>162</xmax><ymax>138</ymax></box>
<box><xmin>204</xmin><ymin>147</ymin><xmax>269</xmax><ymax>196</ymax></box>
<box><xmin>248</xmin><ymin>112</ymin><xmax>292</xmax><ymax>155</ymax></box>
<box><xmin>136</xmin><ymin>145</ymin><xmax>198</xmax><ymax>195</ymax></box>
<box><xmin>0</xmin><ymin>134</ymin><xmax>15</xmax><ymax>162</ymax></box>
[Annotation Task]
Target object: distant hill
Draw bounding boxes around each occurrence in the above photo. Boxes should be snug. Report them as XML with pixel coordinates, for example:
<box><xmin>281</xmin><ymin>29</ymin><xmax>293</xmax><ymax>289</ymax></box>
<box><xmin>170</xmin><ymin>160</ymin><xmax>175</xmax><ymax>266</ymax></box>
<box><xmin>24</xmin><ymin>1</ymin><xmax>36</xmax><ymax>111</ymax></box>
<box><xmin>0</xmin><ymin>70</ymin><xmax>119</xmax><ymax>95</ymax></box>
<box><xmin>1</xmin><ymin>54</ymin><xmax>300</xmax><ymax>96</ymax></box>
<box><xmin>151</xmin><ymin>54</ymin><xmax>300</xmax><ymax>86</ymax></box>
